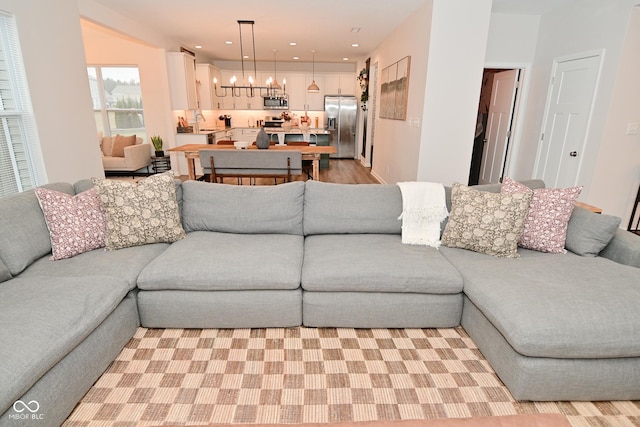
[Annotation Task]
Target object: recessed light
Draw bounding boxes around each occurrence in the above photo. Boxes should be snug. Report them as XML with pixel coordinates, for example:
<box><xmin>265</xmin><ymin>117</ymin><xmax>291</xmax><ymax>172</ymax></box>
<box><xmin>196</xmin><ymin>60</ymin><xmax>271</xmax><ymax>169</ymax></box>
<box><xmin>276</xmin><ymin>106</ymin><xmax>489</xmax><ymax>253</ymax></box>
<box><xmin>351</xmin><ymin>27</ymin><xmax>361</xmax><ymax>33</ymax></box>
<box><xmin>195</xmin><ymin>45</ymin><xmax>203</xmax><ymax>49</ymax></box>
<box><xmin>343</xmin><ymin>57</ymin><xmax>349</xmax><ymax>61</ymax></box>
<box><xmin>352</xmin><ymin>43</ymin><xmax>359</xmax><ymax>48</ymax></box>
<box><xmin>290</xmin><ymin>42</ymin><xmax>297</xmax><ymax>46</ymax></box>
<box><xmin>293</xmin><ymin>56</ymin><xmax>300</xmax><ymax>60</ymax></box>
<box><xmin>243</xmin><ymin>55</ymin><xmax>249</xmax><ymax>59</ymax></box>
<box><xmin>225</xmin><ymin>41</ymin><xmax>233</xmax><ymax>45</ymax></box>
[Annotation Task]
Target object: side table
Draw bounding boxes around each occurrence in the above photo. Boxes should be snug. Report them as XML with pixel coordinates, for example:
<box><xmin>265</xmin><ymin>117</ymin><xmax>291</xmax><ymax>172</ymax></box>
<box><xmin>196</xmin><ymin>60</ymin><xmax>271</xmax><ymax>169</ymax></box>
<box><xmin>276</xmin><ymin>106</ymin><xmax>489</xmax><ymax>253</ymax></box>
<box><xmin>151</xmin><ymin>156</ymin><xmax>171</xmax><ymax>174</ymax></box>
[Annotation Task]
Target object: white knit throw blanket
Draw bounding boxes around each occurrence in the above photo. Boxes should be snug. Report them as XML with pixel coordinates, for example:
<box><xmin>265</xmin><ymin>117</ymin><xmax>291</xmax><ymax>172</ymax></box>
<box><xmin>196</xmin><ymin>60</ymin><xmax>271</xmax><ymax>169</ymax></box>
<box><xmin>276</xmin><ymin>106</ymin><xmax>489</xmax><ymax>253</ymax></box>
<box><xmin>397</xmin><ymin>181</ymin><xmax>449</xmax><ymax>247</ymax></box>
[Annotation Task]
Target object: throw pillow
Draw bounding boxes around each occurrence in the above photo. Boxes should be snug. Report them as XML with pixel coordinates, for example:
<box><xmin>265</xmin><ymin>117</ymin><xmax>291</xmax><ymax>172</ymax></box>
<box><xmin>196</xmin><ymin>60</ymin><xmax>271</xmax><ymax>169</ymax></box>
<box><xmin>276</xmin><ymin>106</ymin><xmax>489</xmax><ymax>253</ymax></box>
<box><xmin>565</xmin><ymin>206</ymin><xmax>621</xmax><ymax>256</ymax></box>
<box><xmin>110</xmin><ymin>134</ymin><xmax>136</xmax><ymax>157</ymax></box>
<box><xmin>100</xmin><ymin>136</ymin><xmax>113</xmax><ymax>157</ymax></box>
<box><xmin>91</xmin><ymin>172</ymin><xmax>185</xmax><ymax>250</ymax></box>
<box><xmin>501</xmin><ymin>177</ymin><xmax>582</xmax><ymax>253</ymax></box>
<box><xmin>35</xmin><ymin>187</ymin><xmax>106</xmax><ymax>260</ymax></box>
<box><xmin>441</xmin><ymin>182</ymin><xmax>532</xmax><ymax>257</ymax></box>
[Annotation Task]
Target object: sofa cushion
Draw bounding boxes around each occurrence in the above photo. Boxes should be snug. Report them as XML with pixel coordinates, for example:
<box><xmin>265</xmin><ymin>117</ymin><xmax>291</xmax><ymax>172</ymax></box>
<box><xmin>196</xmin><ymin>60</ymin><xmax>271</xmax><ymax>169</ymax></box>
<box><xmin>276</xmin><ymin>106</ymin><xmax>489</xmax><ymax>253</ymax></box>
<box><xmin>110</xmin><ymin>134</ymin><xmax>136</xmax><ymax>157</ymax></box>
<box><xmin>303</xmin><ymin>181</ymin><xmax>402</xmax><ymax>235</ymax></box>
<box><xmin>92</xmin><ymin>172</ymin><xmax>185</xmax><ymax>250</ymax></box>
<box><xmin>302</xmin><ymin>234</ymin><xmax>463</xmax><ymax>294</ymax></box>
<box><xmin>501</xmin><ymin>177</ymin><xmax>582</xmax><ymax>253</ymax></box>
<box><xmin>0</xmin><ymin>258</ymin><xmax>11</xmax><ymax>284</ymax></box>
<box><xmin>137</xmin><ymin>231</ymin><xmax>303</xmax><ymax>291</ymax></box>
<box><xmin>565</xmin><ymin>206</ymin><xmax>621</xmax><ymax>256</ymax></box>
<box><xmin>35</xmin><ymin>187</ymin><xmax>106</xmax><ymax>260</ymax></box>
<box><xmin>442</xmin><ymin>183</ymin><xmax>532</xmax><ymax>258</ymax></box>
<box><xmin>20</xmin><ymin>243</ymin><xmax>169</xmax><ymax>288</ymax></box>
<box><xmin>181</xmin><ymin>180</ymin><xmax>304</xmax><ymax>235</ymax></box>
<box><xmin>74</xmin><ymin>178</ymin><xmax>184</xmax><ymax>210</ymax></box>
<box><xmin>0</xmin><ymin>275</ymin><xmax>133</xmax><ymax>415</ymax></box>
<box><xmin>0</xmin><ymin>183</ymin><xmax>74</xmax><ymax>276</ymax></box>
<box><xmin>441</xmin><ymin>246</ymin><xmax>640</xmax><ymax>359</ymax></box>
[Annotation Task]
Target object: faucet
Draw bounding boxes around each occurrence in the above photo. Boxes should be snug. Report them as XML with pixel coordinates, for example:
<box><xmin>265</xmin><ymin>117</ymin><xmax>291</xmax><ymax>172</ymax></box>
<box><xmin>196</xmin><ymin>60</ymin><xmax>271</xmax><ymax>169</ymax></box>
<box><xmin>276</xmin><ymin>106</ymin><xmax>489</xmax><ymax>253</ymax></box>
<box><xmin>193</xmin><ymin>110</ymin><xmax>206</xmax><ymax>133</ymax></box>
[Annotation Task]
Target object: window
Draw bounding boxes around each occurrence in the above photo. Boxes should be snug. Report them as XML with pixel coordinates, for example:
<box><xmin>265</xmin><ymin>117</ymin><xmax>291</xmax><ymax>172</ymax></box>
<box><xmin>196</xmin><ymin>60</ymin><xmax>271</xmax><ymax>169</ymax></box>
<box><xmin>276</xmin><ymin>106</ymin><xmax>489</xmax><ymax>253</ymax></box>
<box><xmin>87</xmin><ymin>66</ymin><xmax>146</xmax><ymax>141</ymax></box>
<box><xmin>0</xmin><ymin>11</ymin><xmax>46</xmax><ymax>197</ymax></box>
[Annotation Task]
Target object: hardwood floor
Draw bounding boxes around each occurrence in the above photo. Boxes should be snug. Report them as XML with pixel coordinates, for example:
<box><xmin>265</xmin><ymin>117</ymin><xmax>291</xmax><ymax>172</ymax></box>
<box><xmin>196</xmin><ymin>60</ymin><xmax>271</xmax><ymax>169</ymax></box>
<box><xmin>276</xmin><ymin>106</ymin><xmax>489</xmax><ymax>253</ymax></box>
<box><xmin>179</xmin><ymin>159</ymin><xmax>380</xmax><ymax>185</ymax></box>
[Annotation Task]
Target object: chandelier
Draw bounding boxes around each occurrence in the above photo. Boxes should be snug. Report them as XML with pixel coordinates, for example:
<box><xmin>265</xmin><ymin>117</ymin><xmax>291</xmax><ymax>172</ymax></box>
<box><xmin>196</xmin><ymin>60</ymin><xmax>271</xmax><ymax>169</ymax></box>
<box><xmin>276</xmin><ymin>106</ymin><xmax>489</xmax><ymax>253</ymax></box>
<box><xmin>213</xmin><ymin>20</ymin><xmax>286</xmax><ymax>98</ymax></box>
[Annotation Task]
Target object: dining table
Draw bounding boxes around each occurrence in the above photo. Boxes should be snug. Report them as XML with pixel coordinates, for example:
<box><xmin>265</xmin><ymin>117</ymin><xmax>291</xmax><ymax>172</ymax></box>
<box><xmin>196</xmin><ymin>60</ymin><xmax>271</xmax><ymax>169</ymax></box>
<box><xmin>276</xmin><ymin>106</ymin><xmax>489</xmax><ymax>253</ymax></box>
<box><xmin>168</xmin><ymin>143</ymin><xmax>337</xmax><ymax>181</ymax></box>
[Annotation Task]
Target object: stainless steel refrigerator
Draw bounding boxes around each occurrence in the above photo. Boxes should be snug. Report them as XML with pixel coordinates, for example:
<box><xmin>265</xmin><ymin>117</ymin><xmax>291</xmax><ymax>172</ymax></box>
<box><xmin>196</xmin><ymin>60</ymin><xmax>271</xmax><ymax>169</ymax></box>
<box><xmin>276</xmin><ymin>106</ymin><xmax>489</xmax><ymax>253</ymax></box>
<box><xmin>325</xmin><ymin>95</ymin><xmax>357</xmax><ymax>158</ymax></box>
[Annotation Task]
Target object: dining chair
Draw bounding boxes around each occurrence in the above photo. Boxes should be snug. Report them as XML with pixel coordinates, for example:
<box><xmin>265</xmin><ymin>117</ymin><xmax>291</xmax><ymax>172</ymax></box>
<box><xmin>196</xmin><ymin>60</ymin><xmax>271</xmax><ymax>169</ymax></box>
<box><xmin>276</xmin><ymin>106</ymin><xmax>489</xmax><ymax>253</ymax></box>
<box><xmin>285</xmin><ymin>141</ymin><xmax>313</xmax><ymax>179</ymax></box>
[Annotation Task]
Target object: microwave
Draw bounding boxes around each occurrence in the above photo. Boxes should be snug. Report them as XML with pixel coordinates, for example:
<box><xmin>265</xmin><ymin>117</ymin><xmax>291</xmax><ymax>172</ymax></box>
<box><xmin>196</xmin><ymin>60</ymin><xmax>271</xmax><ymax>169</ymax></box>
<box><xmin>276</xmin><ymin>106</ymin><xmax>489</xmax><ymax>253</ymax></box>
<box><xmin>263</xmin><ymin>95</ymin><xmax>288</xmax><ymax>110</ymax></box>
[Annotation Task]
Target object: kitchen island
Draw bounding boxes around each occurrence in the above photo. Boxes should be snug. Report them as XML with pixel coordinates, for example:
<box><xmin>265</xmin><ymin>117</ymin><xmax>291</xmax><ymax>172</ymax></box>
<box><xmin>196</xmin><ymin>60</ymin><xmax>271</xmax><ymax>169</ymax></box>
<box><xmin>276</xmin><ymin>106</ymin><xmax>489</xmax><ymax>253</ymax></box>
<box><xmin>175</xmin><ymin>127</ymin><xmax>332</xmax><ymax>174</ymax></box>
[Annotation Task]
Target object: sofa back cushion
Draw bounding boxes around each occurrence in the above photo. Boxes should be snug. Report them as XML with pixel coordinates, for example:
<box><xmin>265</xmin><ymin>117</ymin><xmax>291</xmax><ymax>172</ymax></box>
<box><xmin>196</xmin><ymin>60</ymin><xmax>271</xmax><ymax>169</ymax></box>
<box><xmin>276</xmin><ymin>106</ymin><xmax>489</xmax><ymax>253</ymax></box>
<box><xmin>0</xmin><ymin>258</ymin><xmax>11</xmax><ymax>283</ymax></box>
<box><xmin>303</xmin><ymin>181</ymin><xmax>402</xmax><ymax>235</ymax></box>
<box><xmin>0</xmin><ymin>183</ymin><xmax>75</xmax><ymax>275</ymax></box>
<box><xmin>445</xmin><ymin>179</ymin><xmax>546</xmax><ymax>209</ymax></box>
<box><xmin>181</xmin><ymin>180</ymin><xmax>304</xmax><ymax>235</ymax></box>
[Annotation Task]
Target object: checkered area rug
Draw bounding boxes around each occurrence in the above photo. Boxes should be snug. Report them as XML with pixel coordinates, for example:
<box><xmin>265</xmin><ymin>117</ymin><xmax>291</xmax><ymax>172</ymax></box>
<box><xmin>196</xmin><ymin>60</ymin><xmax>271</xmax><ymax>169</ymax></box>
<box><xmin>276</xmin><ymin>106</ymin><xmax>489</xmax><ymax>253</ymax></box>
<box><xmin>63</xmin><ymin>327</ymin><xmax>640</xmax><ymax>427</ymax></box>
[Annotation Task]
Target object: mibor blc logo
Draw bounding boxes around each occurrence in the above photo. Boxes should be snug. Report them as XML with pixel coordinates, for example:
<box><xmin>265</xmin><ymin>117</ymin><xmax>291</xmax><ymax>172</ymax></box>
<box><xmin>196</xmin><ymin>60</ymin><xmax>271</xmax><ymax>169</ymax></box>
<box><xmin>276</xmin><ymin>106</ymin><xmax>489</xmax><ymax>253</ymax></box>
<box><xmin>10</xmin><ymin>400</ymin><xmax>44</xmax><ymax>420</ymax></box>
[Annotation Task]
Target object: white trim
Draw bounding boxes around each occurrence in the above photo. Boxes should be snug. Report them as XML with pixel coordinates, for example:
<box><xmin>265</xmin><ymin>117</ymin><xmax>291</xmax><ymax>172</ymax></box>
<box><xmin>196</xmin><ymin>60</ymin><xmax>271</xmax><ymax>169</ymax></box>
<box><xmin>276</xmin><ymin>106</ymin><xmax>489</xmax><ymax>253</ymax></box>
<box><xmin>482</xmin><ymin>61</ymin><xmax>533</xmax><ymax>180</ymax></box>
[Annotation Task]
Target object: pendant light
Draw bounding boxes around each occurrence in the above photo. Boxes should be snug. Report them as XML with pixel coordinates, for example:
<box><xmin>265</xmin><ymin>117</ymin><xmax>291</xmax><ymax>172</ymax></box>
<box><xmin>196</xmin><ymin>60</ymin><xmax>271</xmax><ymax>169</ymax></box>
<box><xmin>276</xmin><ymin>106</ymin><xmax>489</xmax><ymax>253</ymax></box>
<box><xmin>307</xmin><ymin>50</ymin><xmax>320</xmax><ymax>92</ymax></box>
<box><xmin>271</xmin><ymin>49</ymin><xmax>282</xmax><ymax>91</ymax></box>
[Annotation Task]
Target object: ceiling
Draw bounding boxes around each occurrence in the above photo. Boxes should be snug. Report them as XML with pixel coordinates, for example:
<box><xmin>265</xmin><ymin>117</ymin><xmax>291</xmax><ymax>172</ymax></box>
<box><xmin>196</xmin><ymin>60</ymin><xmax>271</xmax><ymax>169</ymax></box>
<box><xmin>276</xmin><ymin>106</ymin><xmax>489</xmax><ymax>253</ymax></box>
<box><xmin>88</xmin><ymin>0</ymin><xmax>577</xmax><ymax>64</ymax></box>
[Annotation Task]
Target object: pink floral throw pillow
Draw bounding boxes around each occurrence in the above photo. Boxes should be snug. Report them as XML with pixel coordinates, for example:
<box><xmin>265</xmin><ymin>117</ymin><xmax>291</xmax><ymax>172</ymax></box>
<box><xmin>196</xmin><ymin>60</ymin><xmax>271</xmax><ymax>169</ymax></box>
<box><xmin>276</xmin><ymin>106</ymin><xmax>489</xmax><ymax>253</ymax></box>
<box><xmin>501</xmin><ymin>177</ymin><xmax>582</xmax><ymax>253</ymax></box>
<box><xmin>35</xmin><ymin>187</ymin><xmax>106</xmax><ymax>260</ymax></box>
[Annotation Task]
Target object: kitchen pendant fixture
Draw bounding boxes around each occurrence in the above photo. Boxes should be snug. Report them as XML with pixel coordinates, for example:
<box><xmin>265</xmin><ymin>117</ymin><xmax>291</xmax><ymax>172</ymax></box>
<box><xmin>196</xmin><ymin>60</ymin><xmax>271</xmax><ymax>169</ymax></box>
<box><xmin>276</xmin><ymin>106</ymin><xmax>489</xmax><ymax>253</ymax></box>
<box><xmin>271</xmin><ymin>50</ymin><xmax>282</xmax><ymax>90</ymax></box>
<box><xmin>213</xmin><ymin>20</ymin><xmax>285</xmax><ymax>98</ymax></box>
<box><xmin>308</xmin><ymin>50</ymin><xmax>320</xmax><ymax>93</ymax></box>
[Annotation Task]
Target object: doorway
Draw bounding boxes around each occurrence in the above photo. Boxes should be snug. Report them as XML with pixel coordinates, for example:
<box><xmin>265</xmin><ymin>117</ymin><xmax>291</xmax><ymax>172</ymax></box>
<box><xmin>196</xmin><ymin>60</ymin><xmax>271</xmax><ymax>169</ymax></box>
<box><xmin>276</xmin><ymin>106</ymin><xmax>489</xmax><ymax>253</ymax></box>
<box><xmin>469</xmin><ymin>68</ymin><xmax>522</xmax><ymax>185</ymax></box>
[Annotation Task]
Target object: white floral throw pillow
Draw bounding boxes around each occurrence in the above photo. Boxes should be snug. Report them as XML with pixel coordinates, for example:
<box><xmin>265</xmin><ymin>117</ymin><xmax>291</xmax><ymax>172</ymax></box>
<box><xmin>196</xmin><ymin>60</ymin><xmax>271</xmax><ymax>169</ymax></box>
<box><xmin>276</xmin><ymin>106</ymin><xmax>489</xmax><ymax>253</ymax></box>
<box><xmin>91</xmin><ymin>172</ymin><xmax>185</xmax><ymax>250</ymax></box>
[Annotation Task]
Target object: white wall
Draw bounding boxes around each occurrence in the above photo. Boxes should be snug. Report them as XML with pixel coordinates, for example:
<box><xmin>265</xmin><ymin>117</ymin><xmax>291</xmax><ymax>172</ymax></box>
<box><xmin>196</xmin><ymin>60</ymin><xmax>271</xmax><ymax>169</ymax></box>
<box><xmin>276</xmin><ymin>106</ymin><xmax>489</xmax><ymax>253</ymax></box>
<box><xmin>81</xmin><ymin>20</ymin><xmax>176</xmax><ymax>154</ymax></box>
<box><xmin>589</xmin><ymin>6</ymin><xmax>640</xmax><ymax>224</ymax></box>
<box><xmin>416</xmin><ymin>0</ymin><xmax>492</xmax><ymax>184</ymax></box>
<box><xmin>368</xmin><ymin>0</ymin><xmax>434</xmax><ymax>184</ymax></box>
<box><xmin>485</xmin><ymin>13</ymin><xmax>540</xmax><ymax>65</ymax></box>
<box><xmin>0</xmin><ymin>0</ymin><xmax>104</xmax><ymax>183</ymax></box>
<box><xmin>517</xmin><ymin>0</ymin><xmax>638</xmax><ymax>205</ymax></box>
<box><xmin>483</xmin><ymin>13</ymin><xmax>540</xmax><ymax>180</ymax></box>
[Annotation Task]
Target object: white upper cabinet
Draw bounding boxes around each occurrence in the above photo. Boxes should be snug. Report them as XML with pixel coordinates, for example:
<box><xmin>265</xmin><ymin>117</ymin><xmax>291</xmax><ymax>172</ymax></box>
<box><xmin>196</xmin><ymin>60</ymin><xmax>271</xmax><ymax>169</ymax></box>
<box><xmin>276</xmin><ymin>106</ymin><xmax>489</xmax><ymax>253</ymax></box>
<box><xmin>195</xmin><ymin>63</ymin><xmax>222</xmax><ymax>110</ymax></box>
<box><xmin>323</xmin><ymin>73</ymin><xmax>356</xmax><ymax>96</ymax></box>
<box><xmin>285</xmin><ymin>73</ymin><xmax>306</xmax><ymax>111</ymax></box>
<box><xmin>167</xmin><ymin>52</ymin><xmax>197</xmax><ymax>110</ymax></box>
<box><xmin>305</xmin><ymin>74</ymin><xmax>324</xmax><ymax>111</ymax></box>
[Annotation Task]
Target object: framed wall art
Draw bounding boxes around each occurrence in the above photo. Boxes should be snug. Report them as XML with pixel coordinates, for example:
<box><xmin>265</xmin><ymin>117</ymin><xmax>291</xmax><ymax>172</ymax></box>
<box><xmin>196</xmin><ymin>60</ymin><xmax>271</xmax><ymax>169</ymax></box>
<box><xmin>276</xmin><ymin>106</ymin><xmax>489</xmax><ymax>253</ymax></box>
<box><xmin>380</xmin><ymin>56</ymin><xmax>411</xmax><ymax>120</ymax></box>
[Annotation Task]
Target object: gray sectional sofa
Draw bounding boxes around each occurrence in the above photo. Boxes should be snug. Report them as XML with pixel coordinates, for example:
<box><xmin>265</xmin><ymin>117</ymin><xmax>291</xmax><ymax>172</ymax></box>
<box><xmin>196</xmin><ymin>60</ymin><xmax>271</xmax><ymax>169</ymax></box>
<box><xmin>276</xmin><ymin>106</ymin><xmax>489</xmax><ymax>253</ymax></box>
<box><xmin>1</xmin><ymin>179</ymin><xmax>639</xmax><ymax>426</ymax></box>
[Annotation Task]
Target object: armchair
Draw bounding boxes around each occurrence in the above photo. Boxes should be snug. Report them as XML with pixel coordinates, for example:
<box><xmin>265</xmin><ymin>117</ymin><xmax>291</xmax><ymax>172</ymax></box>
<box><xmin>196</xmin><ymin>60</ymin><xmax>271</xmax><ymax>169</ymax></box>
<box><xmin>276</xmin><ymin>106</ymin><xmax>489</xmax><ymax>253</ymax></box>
<box><xmin>100</xmin><ymin>135</ymin><xmax>152</xmax><ymax>176</ymax></box>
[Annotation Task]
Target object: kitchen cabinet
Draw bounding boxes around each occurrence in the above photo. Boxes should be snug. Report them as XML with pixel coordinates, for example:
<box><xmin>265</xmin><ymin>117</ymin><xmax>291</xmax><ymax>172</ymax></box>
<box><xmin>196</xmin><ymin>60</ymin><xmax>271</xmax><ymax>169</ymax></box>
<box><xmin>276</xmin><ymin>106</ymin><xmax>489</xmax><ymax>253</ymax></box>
<box><xmin>233</xmin><ymin>127</ymin><xmax>260</xmax><ymax>143</ymax></box>
<box><xmin>305</xmin><ymin>74</ymin><xmax>324</xmax><ymax>111</ymax></box>
<box><xmin>285</xmin><ymin>73</ymin><xmax>306</xmax><ymax>111</ymax></box>
<box><xmin>287</xmin><ymin>73</ymin><xmax>324</xmax><ymax>112</ymax></box>
<box><xmin>196</xmin><ymin>63</ymin><xmax>222</xmax><ymax>110</ymax></box>
<box><xmin>323</xmin><ymin>73</ymin><xmax>356</xmax><ymax>96</ymax></box>
<box><xmin>167</xmin><ymin>52</ymin><xmax>197</xmax><ymax>110</ymax></box>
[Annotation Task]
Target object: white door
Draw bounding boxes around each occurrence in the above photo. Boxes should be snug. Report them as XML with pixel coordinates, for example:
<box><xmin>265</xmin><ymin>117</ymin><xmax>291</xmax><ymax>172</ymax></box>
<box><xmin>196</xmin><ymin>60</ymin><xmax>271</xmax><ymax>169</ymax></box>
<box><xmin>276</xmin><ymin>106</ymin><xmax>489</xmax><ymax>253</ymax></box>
<box><xmin>479</xmin><ymin>69</ymin><xmax>520</xmax><ymax>184</ymax></box>
<box><xmin>535</xmin><ymin>53</ymin><xmax>602</xmax><ymax>188</ymax></box>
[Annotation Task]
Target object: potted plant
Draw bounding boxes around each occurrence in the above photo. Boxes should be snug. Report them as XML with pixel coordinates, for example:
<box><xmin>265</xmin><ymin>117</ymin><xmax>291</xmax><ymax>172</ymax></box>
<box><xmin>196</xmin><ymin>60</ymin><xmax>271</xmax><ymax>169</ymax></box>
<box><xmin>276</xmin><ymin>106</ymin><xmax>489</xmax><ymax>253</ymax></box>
<box><xmin>151</xmin><ymin>135</ymin><xmax>164</xmax><ymax>157</ymax></box>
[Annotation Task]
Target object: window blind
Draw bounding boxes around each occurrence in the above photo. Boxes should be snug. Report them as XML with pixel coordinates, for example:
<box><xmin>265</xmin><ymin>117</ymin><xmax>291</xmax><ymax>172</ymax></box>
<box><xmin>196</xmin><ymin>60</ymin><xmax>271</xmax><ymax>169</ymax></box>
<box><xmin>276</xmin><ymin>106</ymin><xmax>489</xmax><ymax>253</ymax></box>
<box><xmin>0</xmin><ymin>11</ymin><xmax>45</xmax><ymax>197</ymax></box>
